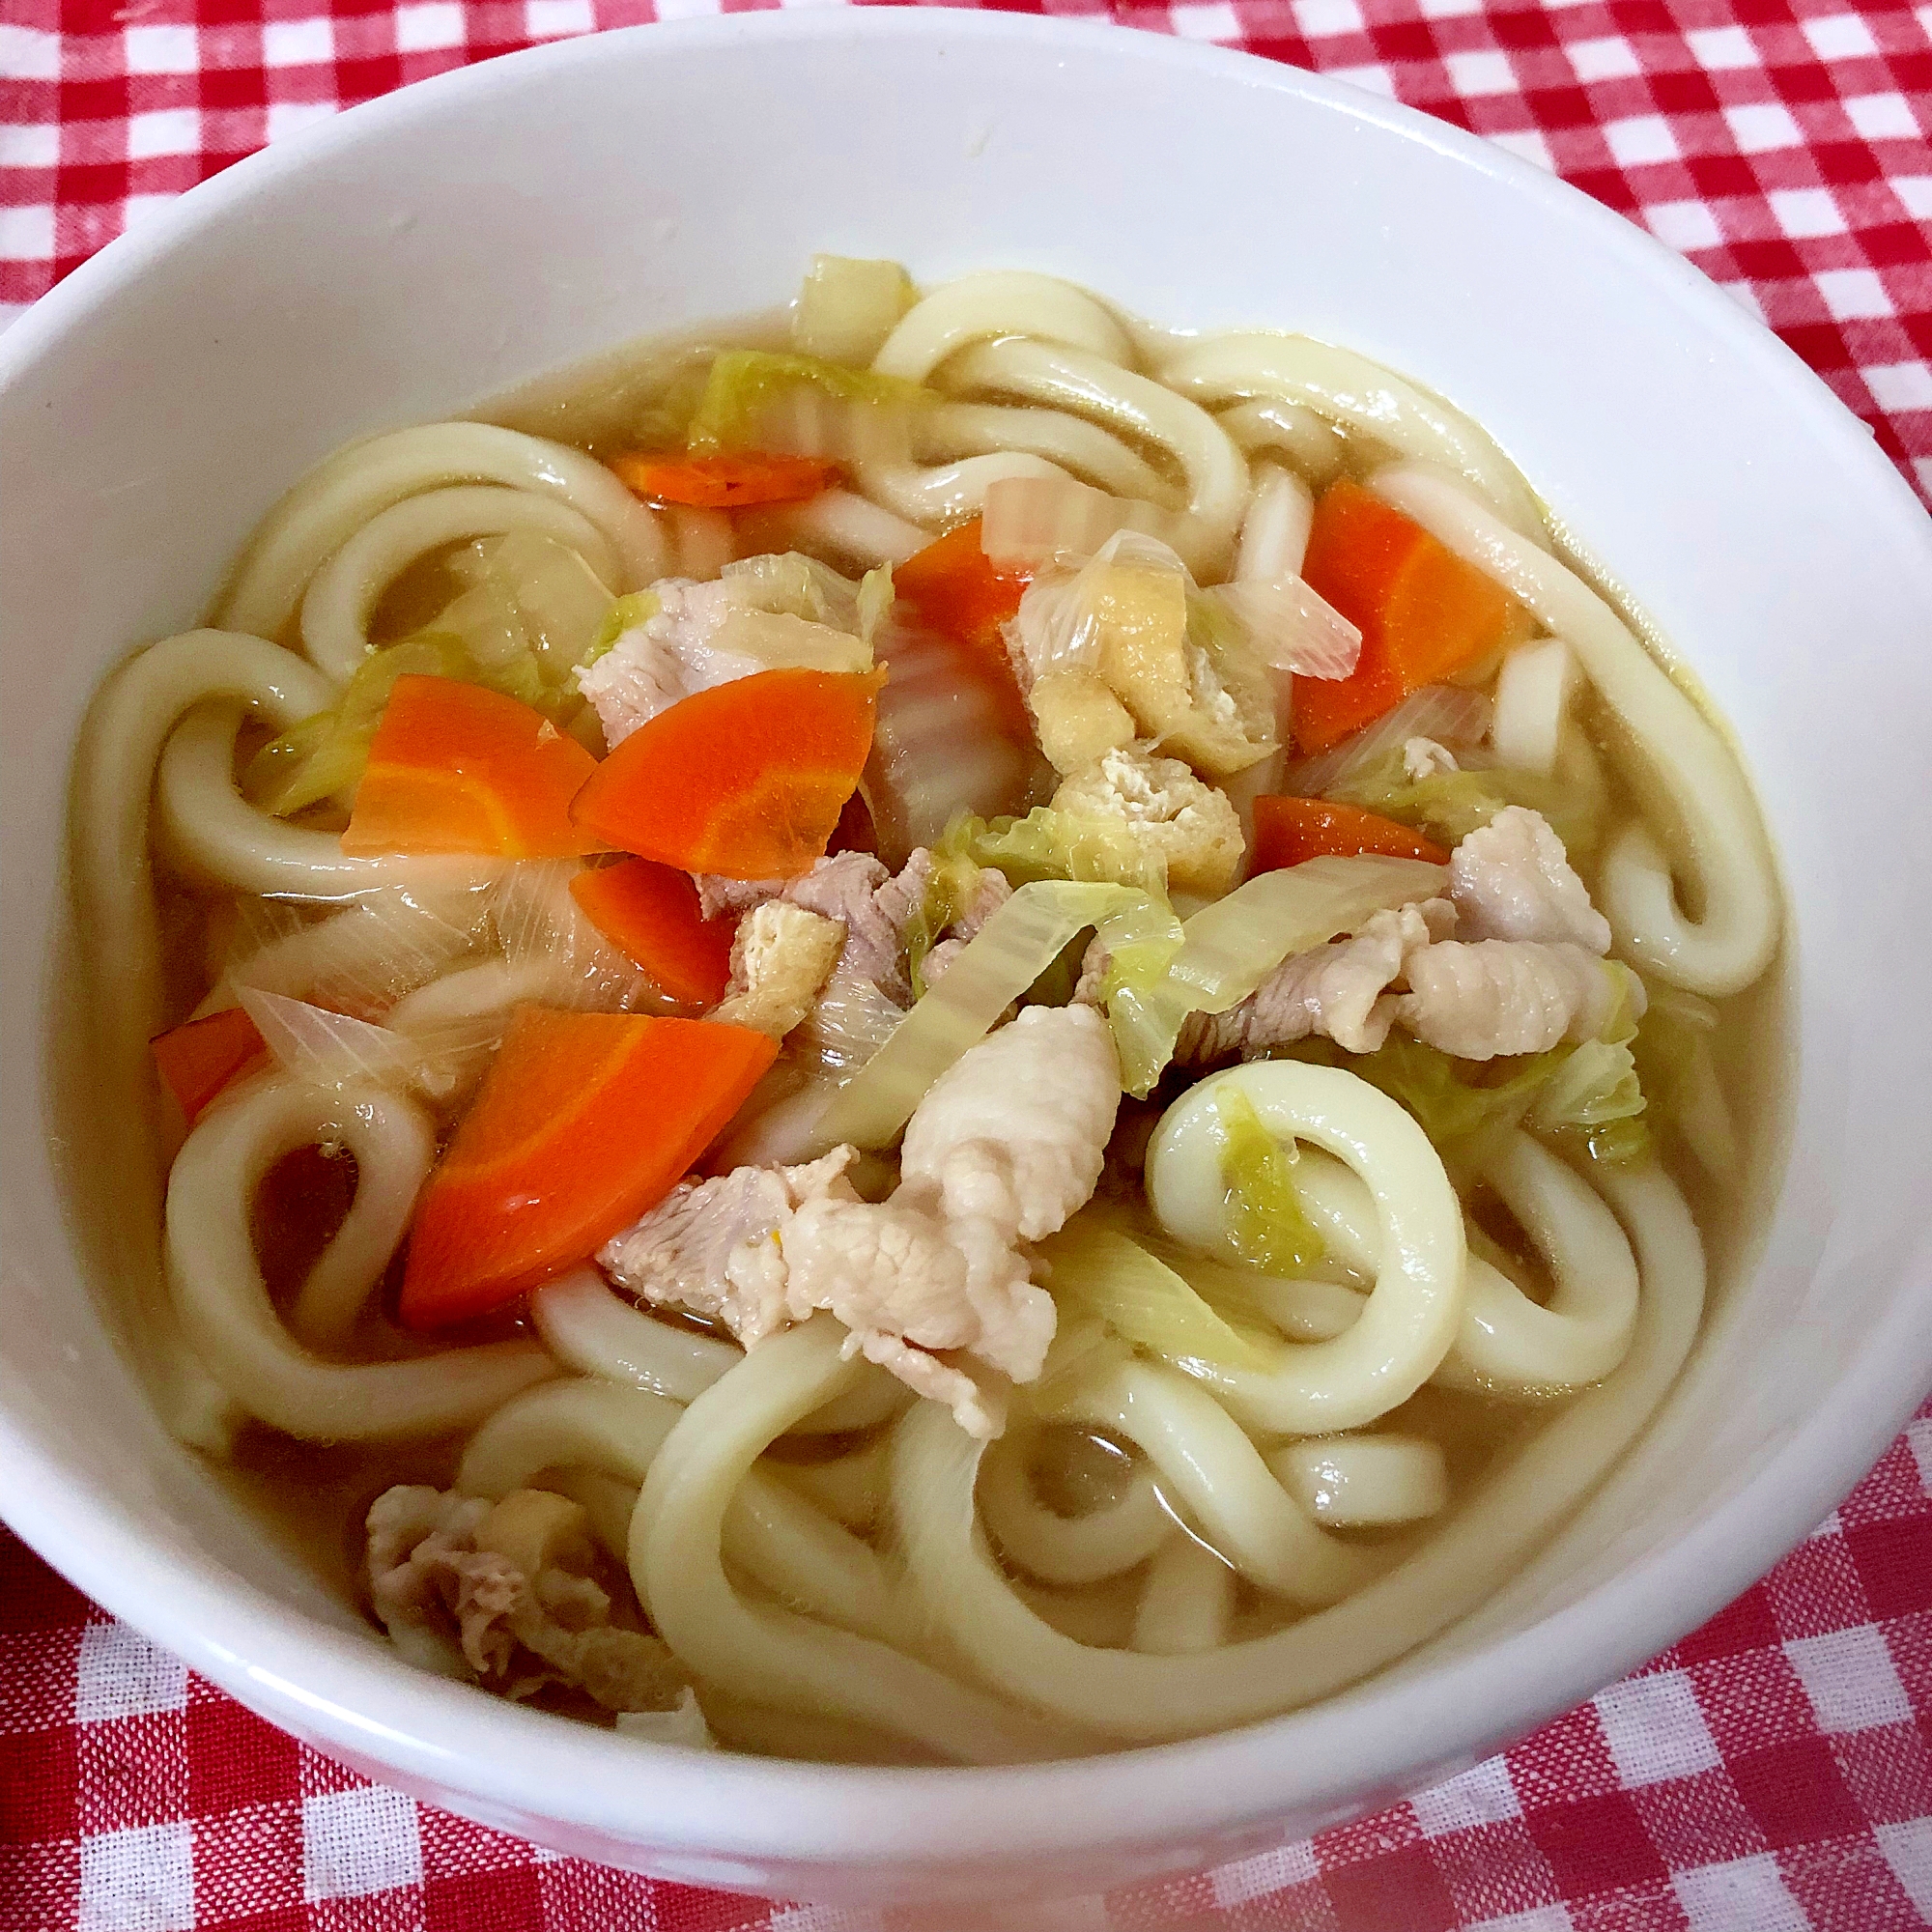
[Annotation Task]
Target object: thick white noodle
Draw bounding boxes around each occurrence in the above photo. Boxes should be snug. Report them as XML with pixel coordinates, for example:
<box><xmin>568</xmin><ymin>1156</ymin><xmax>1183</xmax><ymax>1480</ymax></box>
<box><xmin>1234</xmin><ymin>464</ymin><xmax>1316</xmax><ymax>583</ymax></box>
<box><xmin>762</xmin><ymin>489</ymin><xmax>929</xmax><ymax>567</ymax></box>
<box><xmin>157</xmin><ymin>701</ymin><xmax>489</xmax><ymax>899</ymax></box>
<box><xmin>218</xmin><ymin>421</ymin><xmax>666</xmax><ymax>639</ymax></box>
<box><xmin>1437</xmin><ymin>1132</ymin><xmax>1640</xmax><ymax>1393</ymax></box>
<box><xmin>1041</xmin><ymin>1359</ymin><xmax>1377</xmax><ymax>1606</ymax></box>
<box><xmin>1247</xmin><ymin>1274</ymin><xmax>1370</xmax><ymax>1344</ymax></box>
<box><xmin>164</xmin><ymin>1075</ymin><xmax>553</xmax><ymax>1438</ymax></box>
<box><xmin>1133</xmin><ymin>1533</ymin><xmax>1236</xmax><ymax>1656</ymax></box>
<box><xmin>1490</xmin><ymin>638</ymin><xmax>1578</xmax><ymax>779</ymax></box>
<box><xmin>1215</xmin><ymin>399</ymin><xmax>1347</xmax><ymax>487</ymax></box>
<box><xmin>1147</xmin><ymin>1065</ymin><xmax>1467</xmax><ymax>1433</ymax></box>
<box><xmin>1372</xmin><ymin>464</ymin><xmax>1779</xmax><ymax>996</ymax></box>
<box><xmin>790</xmin><ymin>1369</ymin><xmax>913</xmax><ymax>1437</ymax></box>
<box><xmin>976</xmin><ymin>1429</ymin><xmax>1171</xmax><ymax>1585</ymax></box>
<box><xmin>871</xmin><ymin>271</ymin><xmax>1132</xmax><ymax>382</ymax></box>
<box><xmin>634</xmin><ymin>1319</ymin><xmax>1086</xmax><ymax>1764</ymax></box>
<box><xmin>859</xmin><ymin>450</ymin><xmax>1072</xmax><ymax>530</ymax></box>
<box><xmin>457</xmin><ymin>1376</ymin><xmax>909</xmax><ymax>1648</ymax></box>
<box><xmin>918</xmin><ymin>402</ymin><xmax>1170</xmax><ymax>502</ymax></box>
<box><xmin>68</xmin><ymin>629</ymin><xmax>441</xmax><ymax>1444</ymax></box>
<box><xmin>74</xmin><ymin>632</ymin><xmax>329</xmax><ymax>1087</ymax></box>
<box><xmin>1159</xmin><ymin>335</ymin><xmax>1543</xmax><ymax>536</ymax></box>
<box><xmin>530</xmin><ymin>1265</ymin><xmax>739</xmax><ymax>1402</ymax></box>
<box><xmin>893</xmin><ymin>1163</ymin><xmax>1705</xmax><ymax>1743</ymax></box>
<box><xmin>771</xmin><ymin>1439</ymin><xmax>889</xmax><ymax>1534</ymax></box>
<box><xmin>1263</xmin><ymin>1133</ymin><xmax>1639</xmax><ymax>1395</ymax></box>
<box><xmin>298</xmin><ymin>485</ymin><xmax>617</xmax><ymax>683</ymax></box>
<box><xmin>937</xmin><ymin>338</ymin><xmax>1250</xmax><ymax>578</ymax></box>
<box><xmin>1267</xmin><ymin>1435</ymin><xmax>1450</xmax><ymax>1526</ymax></box>
<box><xmin>526</xmin><ymin>1264</ymin><xmax>902</xmax><ymax>1433</ymax></box>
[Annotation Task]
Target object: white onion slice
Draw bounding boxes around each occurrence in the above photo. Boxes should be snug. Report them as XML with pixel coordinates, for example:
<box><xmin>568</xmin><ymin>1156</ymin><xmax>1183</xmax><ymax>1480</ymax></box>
<box><xmin>235</xmin><ymin>985</ymin><xmax>503</xmax><ymax>1101</ymax></box>
<box><xmin>1285</xmin><ymin>683</ymin><xmax>1493</xmax><ymax>799</ymax></box>
<box><xmin>236</xmin><ymin>985</ymin><xmax>425</xmax><ymax>1091</ymax></box>
<box><xmin>1198</xmin><ymin>578</ymin><xmax>1360</xmax><ymax>682</ymax></box>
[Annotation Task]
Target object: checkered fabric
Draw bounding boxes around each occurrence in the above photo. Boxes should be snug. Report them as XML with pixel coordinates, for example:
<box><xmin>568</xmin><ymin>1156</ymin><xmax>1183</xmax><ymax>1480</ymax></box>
<box><xmin>1</xmin><ymin>1406</ymin><xmax>1928</xmax><ymax>1930</ymax></box>
<box><xmin>3</xmin><ymin>3</ymin><xmax>1931</xmax><ymax>1926</ymax></box>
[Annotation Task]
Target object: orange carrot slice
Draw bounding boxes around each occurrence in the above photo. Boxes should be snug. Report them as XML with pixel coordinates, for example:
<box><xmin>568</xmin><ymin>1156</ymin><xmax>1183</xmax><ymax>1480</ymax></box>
<box><xmin>151</xmin><ymin>1007</ymin><xmax>270</xmax><ymax>1124</ymax></box>
<box><xmin>1252</xmin><ymin>795</ymin><xmax>1450</xmax><ymax>871</ymax></box>
<box><xmin>608</xmin><ymin>450</ymin><xmax>840</xmax><ymax>509</ymax></box>
<box><xmin>340</xmin><ymin>675</ymin><xmax>602</xmax><ymax>859</ymax></box>
<box><xmin>894</xmin><ymin>518</ymin><xmax>1032</xmax><ymax>736</ymax></box>
<box><xmin>569</xmin><ymin>667</ymin><xmax>884</xmax><ymax>880</ymax></box>
<box><xmin>1293</xmin><ymin>480</ymin><xmax>1523</xmax><ymax>755</ymax></box>
<box><xmin>399</xmin><ymin>1007</ymin><xmax>777</xmax><ymax>1328</ymax></box>
<box><xmin>569</xmin><ymin>859</ymin><xmax>735</xmax><ymax>1006</ymax></box>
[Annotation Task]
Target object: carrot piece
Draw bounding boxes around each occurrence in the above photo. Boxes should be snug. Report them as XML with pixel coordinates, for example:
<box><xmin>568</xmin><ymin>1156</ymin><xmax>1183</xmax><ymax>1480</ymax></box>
<box><xmin>1252</xmin><ymin>795</ymin><xmax>1450</xmax><ymax>872</ymax></box>
<box><xmin>151</xmin><ymin>1007</ymin><xmax>270</xmax><ymax>1124</ymax></box>
<box><xmin>608</xmin><ymin>450</ymin><xmax>839</xmax><ymax>509</ymax></box>
<box><xmin>341</xmin><ymin>675</ymin><xmax>601</xmax><ymax>859</ymax></box>
<box><xmin>399</xmin><ymin>1007</ymin><xmax>777</xmax><ymax>1327</ymax></box>
<box><xmin>893</xmin><ymin>519</ymin><xmax>1033</xmax><ymax>737</ymax></box>
<box><xmin>569</xmin><ymin>858</ymin><xmax>735</xmax><ymax>1006</ymax></box>
<box><xmin>1293</xmin><ymin>480</ymin><xmax>1523</xmax><ymax>755</ymax></box>
<box><xmin>570</xmin><ymin>667</ymin><xmax>884</xmax><ymax>880</ymax></box>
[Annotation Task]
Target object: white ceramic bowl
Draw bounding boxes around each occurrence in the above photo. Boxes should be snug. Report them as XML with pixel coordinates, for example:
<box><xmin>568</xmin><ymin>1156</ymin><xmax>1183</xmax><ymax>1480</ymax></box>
<box><xmin>4</xmin><ymin>11</ymin><xmax>1931</xmax><ymax>1911</ymax></box>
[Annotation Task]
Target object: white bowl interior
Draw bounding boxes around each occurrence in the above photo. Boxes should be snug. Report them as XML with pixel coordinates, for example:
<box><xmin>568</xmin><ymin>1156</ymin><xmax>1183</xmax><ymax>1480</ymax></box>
<box><xmin>4</xmin><ymin>13</ymin><xmax>1931</xmax><ymax>1907</ymax></box>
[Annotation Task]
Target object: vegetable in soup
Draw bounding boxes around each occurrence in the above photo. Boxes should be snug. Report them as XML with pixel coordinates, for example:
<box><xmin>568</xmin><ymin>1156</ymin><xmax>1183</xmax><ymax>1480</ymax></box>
<box><xmin>63</xmin><ymin>258</ymin><xmax>1783</xmax><ymax>1765</ymax></box>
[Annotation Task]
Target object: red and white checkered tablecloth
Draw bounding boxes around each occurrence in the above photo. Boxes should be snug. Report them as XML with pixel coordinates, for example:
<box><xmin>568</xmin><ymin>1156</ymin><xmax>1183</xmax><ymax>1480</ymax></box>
<box><xmin>3</xmin><ymin>4</ymin><xmax>1931</xmax><ymax>1928</ymax></box>
<box><xmin>1</xmin><ymin>1417</ymin><xmax>1929</xmax><ymax>1932</ymax></box>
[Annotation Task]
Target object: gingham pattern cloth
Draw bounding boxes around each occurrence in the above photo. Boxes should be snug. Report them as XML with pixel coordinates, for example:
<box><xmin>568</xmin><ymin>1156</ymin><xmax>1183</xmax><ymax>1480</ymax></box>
<box><xmin>1</xmin><ymin>1406</ymin><xmax>1929</xmax><ymax>1931</ymax></box>
<box><xmin>3</xmin><ymin>3</ymin><xmax>1931</xmax><ymax>1927</ymax></box>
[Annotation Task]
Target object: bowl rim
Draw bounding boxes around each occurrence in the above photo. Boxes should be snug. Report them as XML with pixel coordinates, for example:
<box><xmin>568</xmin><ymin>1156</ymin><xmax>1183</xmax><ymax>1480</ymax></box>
<box><xmin>4</xmin><ymin>4</ymin><xmax>1931</xmax><ymax>1877</ymax></box>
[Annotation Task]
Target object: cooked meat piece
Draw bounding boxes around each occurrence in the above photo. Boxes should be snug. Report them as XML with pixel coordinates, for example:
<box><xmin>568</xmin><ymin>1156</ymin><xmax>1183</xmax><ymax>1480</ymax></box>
<box><xmin>578</xmin><ymin>567</ymin><xmax>871</xmax><ymax>749</ymax></box>
<box><xmin>782</xmin><ymin>1189</ymin><xmax>1051</xmax><ymax>1389</ymax></box>
<box><xmin>600</xmin><ymin>1148</ymin><xmax>860</xmax><ymax>1346</ymax></box>
<box><xmin>1450</xmin><ymin>806</ymin><xmax>1611</xmax><ymax>952</ymax></box>
<box><xmin>576</xmin><ymin>579</ymin><xmax>768</xmax><ymax>748</ymax></box>
<box><xmin>1178</xmin><ymin>900</ymin><xmax>1457</xmax><ymax>1061</ymax></box>
<box><xmin>695</xmin><ymin>874</ymin><xmax>779</xmax><ymax>922</ymax></box>
<box><xmin>600</xmin><ymin>1008</ymin><xmax>1121</xmax><ymax>1437</ymax></box>
<box><xmin>1398</xmin><ymin>940</ymin><xmax>1621</xmax><ymax>1059</ymax></box>
<box><xmin>365</xmin><ymin>1486</ymin><xmax>682</xmax><ymax>1715</ymax></box>
<box><xmin>790</xmin><ymin>851</ymin><xmax>918</xmax><ymax>1001</ymax></box>
<box><xmin>899</xmin><ymin>1006</ymin><xmax>1122</xmax><ymax>1242</ymax></box>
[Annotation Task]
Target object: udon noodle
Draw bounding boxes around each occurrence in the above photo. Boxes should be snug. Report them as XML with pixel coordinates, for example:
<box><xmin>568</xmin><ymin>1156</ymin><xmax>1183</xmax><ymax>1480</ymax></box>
<box><xmin>64</xmin><ymin>259</ymin><xmax>1782</xmax><ymax>1765</ymax></box>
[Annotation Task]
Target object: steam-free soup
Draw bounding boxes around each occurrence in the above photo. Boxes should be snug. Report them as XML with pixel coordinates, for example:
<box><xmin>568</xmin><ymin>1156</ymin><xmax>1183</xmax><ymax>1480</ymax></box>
<box><xmin>66</xmin><ymin>260</ymin><xmax>1783</xmax><ymax>1764</ymax></box>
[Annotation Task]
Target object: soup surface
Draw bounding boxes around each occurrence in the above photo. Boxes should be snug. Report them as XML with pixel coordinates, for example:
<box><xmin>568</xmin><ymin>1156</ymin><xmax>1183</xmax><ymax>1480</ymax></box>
<box><xmin>64</xmin><ymin>259</ymin><xmax>1786</xmax><ymax>1764</ymax></box>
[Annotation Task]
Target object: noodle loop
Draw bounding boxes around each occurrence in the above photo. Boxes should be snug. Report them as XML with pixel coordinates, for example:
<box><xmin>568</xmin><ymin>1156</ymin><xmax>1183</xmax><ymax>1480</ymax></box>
<box><xmin>1147</xmin><ymin>1064</ymin><xmax>1468</xmax><ymax>1433</ymax></box>
<box><xmin>164</xmin><ymin>1074</ymin><xmax>554</xmax><ymax>1438</ymax></box>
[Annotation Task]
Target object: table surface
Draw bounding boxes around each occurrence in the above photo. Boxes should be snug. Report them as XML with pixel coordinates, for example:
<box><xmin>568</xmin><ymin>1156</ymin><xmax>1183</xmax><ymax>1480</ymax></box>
<box><xmin>3</xmin><ymin>3</ymin><xmax>1930</xmax><ymax>1927</ymax></box>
